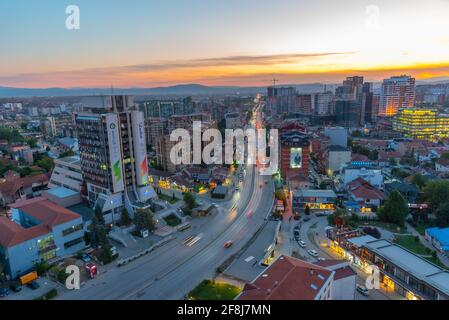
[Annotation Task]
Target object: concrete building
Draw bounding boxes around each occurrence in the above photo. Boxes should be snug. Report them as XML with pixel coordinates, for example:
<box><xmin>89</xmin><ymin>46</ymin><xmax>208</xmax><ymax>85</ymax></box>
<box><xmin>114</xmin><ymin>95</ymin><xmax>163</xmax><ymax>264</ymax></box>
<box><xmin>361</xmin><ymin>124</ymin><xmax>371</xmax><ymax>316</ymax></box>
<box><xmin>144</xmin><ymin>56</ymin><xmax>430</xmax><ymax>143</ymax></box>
<box><xmin>324</xmin><ymin>127</ymin><xmax>348</xmax><ymax>148</ymax></box>
<box><xmin>393</xmin><ymin>108</ymin><xmax>449</xmax><ymax>141</ymax></box>
<box><xmin>326</xmin><ymin>145</ymin><xmax>351</xmax><ymax>176</ymax></box>
<box><xmin>292</xmin><ymin>189</ymin><xmax>337</xmax><ymax>211</ymax></box>
<box><xmin>335</xmin><ymin>100</ymin><xmax>360</xmax><ymax>128</ymax></box>
<box><xmin>267</xmin><ymin>86</ymin><xmax>296</xmax><ymax>115</ymax></box>
<box><xmin>279</xmin><ymin>131</ymin><xmax>311</xmax><ymax>181</ymax></box>
<box><xmin>341</xmin><ymin>165</ymin><xmax>383</xmax><ymax>188</ymax></box>
<box><xmin>379</xmin><ymin>75</ymin><xmax>416</xmax><ymax>117</ymax></box>
<box><xmin>225</xmin><ymin>112</ymin><xmax>243</xmax><ymax>129</ymax></box>
<box><xmin>75</xmin><ymin>96</ymin><xmax>156</xmax><ymax>222</ymax></box>
<box><xmin>0</xmin><ymin>197</ymin><xmax>85</xmax><ymax>279</ymax></box>
<box><xmin>49</xmin><ymin>156</ymin><xmax>83</xmax><ymax>193</ymax></box>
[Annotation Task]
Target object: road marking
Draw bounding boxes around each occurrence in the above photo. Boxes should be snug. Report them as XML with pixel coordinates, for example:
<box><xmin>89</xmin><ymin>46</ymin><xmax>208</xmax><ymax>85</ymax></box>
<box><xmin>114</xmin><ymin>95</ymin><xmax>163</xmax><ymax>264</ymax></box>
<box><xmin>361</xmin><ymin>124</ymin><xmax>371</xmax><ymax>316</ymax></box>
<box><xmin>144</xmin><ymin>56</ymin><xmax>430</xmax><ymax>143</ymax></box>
<box><xmin>245</xmin><ymin>256</ymin><xmax>254</xmax><ymax>263</ymax></box>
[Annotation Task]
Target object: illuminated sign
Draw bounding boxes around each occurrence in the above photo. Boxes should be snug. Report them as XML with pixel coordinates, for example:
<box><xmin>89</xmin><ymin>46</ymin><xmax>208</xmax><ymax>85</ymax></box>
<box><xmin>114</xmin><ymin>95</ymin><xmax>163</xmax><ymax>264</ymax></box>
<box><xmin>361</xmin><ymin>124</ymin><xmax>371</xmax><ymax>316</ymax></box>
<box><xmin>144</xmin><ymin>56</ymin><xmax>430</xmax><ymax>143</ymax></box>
<box><xmin>131</xmin><ymin>112</ymin><xmax>149</xmax><ymax>187</ymax></box>
<box><xmin>290</xmin><ymin>148</ymin><xmax>302</xmax><ymax>169</ymax></box>
<box><xmin>106</xmin><ymin>114</ymin><xmax>124</xmax><ymax>193</ymax></box>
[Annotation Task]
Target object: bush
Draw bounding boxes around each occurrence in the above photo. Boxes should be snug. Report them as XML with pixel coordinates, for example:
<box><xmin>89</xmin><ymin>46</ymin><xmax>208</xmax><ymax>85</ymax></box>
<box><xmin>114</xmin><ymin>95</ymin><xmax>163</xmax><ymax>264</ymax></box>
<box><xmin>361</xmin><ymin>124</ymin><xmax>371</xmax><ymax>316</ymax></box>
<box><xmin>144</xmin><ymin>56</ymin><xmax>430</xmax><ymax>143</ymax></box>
<box><xmin>57</xmin><ymin>269</ymin><xmax>69</xmax><ymax>284</ymax></box>
<box><xmin>35</xmin><ymin>262</ymin><xmax>51</xmax><ymax>276</ymax></box>
<box><xmin>34</xmin><ymin>289</ymin><xmax>58</xmax><ymax>300</ymax></box>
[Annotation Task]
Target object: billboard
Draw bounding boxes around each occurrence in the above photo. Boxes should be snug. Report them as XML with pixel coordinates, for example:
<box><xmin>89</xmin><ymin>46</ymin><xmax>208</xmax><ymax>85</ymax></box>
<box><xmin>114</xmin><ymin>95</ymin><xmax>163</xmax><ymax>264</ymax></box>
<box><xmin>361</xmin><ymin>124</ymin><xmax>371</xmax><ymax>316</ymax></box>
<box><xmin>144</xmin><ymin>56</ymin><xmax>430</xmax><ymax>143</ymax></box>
<box><xmin>106</xmin><ymin>114</ymin><xmax>125</xmax><ymax>193</ymax></box>
<box><xmin>290</xmin><ymin>148</ymin><xmax>302</xmax><ymax>169</ymax></box>
<box><xmin>131</xmin><ymin>111</ymin><xmax>149</xmax><ymax>187</ymax></box>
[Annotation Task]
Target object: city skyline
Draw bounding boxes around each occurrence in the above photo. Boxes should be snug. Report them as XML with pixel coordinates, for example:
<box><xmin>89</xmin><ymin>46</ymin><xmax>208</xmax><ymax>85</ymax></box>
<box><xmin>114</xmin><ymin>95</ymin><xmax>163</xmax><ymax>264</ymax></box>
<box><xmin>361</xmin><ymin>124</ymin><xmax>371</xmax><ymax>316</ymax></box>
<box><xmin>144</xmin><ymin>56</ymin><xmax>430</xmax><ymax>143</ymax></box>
<box><xmin>1</xmin><ymin>0</ymin><xmax>449</xmax><ymax>88</ymax></box>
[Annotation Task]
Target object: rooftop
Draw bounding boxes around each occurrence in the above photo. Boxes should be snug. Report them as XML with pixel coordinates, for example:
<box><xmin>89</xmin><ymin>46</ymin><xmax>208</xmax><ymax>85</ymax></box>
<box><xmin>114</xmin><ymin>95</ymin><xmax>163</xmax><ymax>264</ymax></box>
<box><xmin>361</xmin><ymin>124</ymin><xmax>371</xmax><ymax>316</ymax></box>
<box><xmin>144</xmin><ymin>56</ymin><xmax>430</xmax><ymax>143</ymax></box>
<box><xmin>238</xmin><ymin>255</ymin><xmax>333</xmax><ymax>300</ymax></box>
<box><xmin>46</xmin><ymin>187</ymin><xmax>79</xmax><ymax>199</ymax></box>
<box><xmin>294</xmin><ymin>189</ymin><xmax>337</xmax><ymax>199</ymax></box>
<box><xmin>364</xmin><ymin>239</ymin><xmax>449</xmax><ymax>296</ymax></box>
<box><xmin>1</xmin><ymin>198</ymin><xmax>81</xmax><ymax>248</ymax></box>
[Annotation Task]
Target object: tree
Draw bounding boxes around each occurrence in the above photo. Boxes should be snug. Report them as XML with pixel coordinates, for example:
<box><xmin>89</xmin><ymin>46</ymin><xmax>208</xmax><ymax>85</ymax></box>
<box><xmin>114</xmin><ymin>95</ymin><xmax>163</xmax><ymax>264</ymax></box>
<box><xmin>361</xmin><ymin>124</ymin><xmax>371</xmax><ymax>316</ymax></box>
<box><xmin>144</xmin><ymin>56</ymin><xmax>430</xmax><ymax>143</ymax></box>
<box><xmin>59</xmin><ymin>150</ymin><xmax>75</xmax><ymax>158</ymax></box>
<box><xmin>36</xmin><ymin>157</ymin><xmax>54</xmax><ymax>172</ymax></box>
<box><xmin>434</xmin><ymin>202</ymin><xmax>449</xmax><ymax>228</ymax></box>
<box><xmin>183</xmin><ymin>192</ymin><xmax>197</xmax><ymax>210</ymax></box>
<box><xmin>441</xmin><ymin>152</ymin><xmax>449</xmax><ymax>160</ymax></box>
<box><xmin>134</xmin><ymin>208</ymin><xmax>156</xmax><ymax>233</ymax></box>
<box><xmin>424</xmin><ymin>180</ymin><xmax>449</xmax><ymax>209</ymax></box>
<box><xmin>411</xmin><ymin>174</ymin><xmax>427</xmax><ymax>189</ymax></box>
<box><xmin>89</xmin><ymin>216</ymin><xmax>109</xmax><ymax>248</ymax></box>
<box><xmin>95</xmin><ymin>207</ymin><xmax>105</xmax><ymax>225</ymax></box>
<box><xmin>27</xmin><ymin>138</ymin><xmax>38</xmax><ymax>148</ymax></box>
<box><xmin>120</xmin><ymin>208</ymin><xmax>132</xmax><ymax>226</ymax></box>
<box><xmin>377</xmin><ymin>190</ymin><xmax>409</xmax><ymax>226</ymax></box>
<box><xmin>305</xmin><ymin>205</ymin><xmax>311</xmax><ymax>216</ymax></box>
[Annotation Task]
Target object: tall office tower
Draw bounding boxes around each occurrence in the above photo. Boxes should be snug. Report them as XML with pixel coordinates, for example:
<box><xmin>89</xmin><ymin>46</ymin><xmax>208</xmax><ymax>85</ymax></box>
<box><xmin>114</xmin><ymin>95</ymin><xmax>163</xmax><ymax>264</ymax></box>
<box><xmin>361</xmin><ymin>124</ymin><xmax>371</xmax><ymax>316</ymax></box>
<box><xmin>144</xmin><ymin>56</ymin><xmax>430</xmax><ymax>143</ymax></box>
<box><xmin>75</xmin><ymin>96</ymin><xmax>156</xmax><ymax>222</ymax></box>
<box><xmin>379</xmin><ymin>75</ymin><xmax>415</xmax><ymax>117</ymax></box>
<box><xmin>361</xmin><ymin>82</ymin><xmax>374</xmax><ymax>124</ymax></box>
<box><xmin>335</xmin><ymin>100</ymin><xmax>360</xmax><ymax>128</ymax></box>
<box><xmin>267</xmin><ymin>86</ymin><xmax>296</xmax><ymax>115</ymax></box>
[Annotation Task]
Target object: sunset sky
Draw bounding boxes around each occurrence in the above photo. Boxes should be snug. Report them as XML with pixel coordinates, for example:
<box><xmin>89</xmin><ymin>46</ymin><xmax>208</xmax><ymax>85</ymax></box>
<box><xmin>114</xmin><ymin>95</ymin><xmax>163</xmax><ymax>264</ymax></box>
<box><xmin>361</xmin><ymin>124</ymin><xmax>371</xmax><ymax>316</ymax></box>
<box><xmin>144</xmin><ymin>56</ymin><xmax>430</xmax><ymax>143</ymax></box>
<box><xmin>1</xmin><ymin>0</ymin><xmax>449</xmax><ymax>88</ymax></box>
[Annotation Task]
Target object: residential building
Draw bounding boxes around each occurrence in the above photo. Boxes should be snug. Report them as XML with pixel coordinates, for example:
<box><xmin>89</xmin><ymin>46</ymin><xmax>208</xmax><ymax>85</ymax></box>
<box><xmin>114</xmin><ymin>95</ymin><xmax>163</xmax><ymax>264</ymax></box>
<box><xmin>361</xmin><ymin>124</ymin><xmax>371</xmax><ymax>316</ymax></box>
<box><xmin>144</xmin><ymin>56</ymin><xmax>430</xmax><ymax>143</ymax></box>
<box><xmin>436</xmin><ymin>158</ymin><xmax>449</xmax><ymax>173</ymax></box>
<box><xmin>324</xmin><ymin>127</ymin><xmax>348</xmax><ymax>148</ymax></box>
<box><xmin>0</xmin><ymin>197</ymin><xmax>85</xmax><ymax>279</ymax></box>
<box><xmin>341</xmin><ymin>165</ymin><xmax>383</xmax><ymax>188</ymax></box>
<box><xmin>379</xmin><ymin>75</ymin><xmax>416</xmax><ymax>116</ymax></box>
<box><xmin>326</xmin><ymin>145</ymin><xmax>351</xmax><ymax>176</ymax></box>
<box><xmin>267</xmin><ymin>86</ymin><xmax>296</xmax><ymax>115</ymax></box>
<box><xmin>335</xmin><ymin>100</ymin><xmax>360</xmax><ymax>128</ymax></box>
<box><xmin>237</xmin><ymin>255</ymin><xmax>334</xmax><ymax>300</ymax></box>
<box><xmin>279</xmin><ymin>131</ymin><xmax>311</xmax><ymax>181</ymax></box>
<box><xmin>347</xmin><ymin>178</ymin><xmax>385</xmax><ymax>212</ymax></box>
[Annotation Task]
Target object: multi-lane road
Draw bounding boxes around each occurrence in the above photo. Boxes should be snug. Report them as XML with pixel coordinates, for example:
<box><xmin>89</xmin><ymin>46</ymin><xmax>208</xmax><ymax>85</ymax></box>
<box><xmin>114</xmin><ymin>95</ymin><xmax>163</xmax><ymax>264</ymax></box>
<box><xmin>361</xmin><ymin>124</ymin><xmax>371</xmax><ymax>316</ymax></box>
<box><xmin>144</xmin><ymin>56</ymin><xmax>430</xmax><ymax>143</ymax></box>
<box><xmin>60</xmin><ymin>109</ymin><xmax>275</xmax><ymax>300</ymax></box>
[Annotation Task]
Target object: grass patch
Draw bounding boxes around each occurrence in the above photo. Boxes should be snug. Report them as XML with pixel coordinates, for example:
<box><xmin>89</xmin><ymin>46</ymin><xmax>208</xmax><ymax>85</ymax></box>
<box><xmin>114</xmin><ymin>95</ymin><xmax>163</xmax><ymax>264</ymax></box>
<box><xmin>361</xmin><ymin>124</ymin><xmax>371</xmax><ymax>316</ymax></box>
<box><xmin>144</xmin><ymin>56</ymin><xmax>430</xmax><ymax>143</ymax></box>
<box><xmin>358</xmin><ymin>221</ymin><xmax>407</xmax><ymax>234</ymax></box>
<box><xmin>414</xmin><ymin>223</ymin><xmax>434</xmax><ymax>236</ymax></box>
<box><xmin>188</xmin><ymin>280</ymin><xmax>241</xmax><ymax>300</ymax></box>
<box><xmin>163</xmin><ymin>214</ymin><xmax>182</xmax><ymax>227</ymax></box>
<box><xmin>158</xmin><ymin>193</ymin><xmax>180</xmax><ymax>204</ymax></box>
<box><xmin>394</xmin><ymin>235</ymin><xmax>429</xmax><ymax>255</ymax></box>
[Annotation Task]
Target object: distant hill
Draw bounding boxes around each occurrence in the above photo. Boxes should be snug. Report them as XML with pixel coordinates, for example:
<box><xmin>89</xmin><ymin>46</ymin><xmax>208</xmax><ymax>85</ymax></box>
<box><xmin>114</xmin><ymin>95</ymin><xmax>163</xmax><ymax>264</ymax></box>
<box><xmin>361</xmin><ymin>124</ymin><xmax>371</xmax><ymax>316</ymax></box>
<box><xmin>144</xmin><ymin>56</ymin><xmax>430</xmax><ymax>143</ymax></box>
<box><xmin>0</xmin><ymin>83</ymin><xmax>339</xmax><ymax>98</ymax></box>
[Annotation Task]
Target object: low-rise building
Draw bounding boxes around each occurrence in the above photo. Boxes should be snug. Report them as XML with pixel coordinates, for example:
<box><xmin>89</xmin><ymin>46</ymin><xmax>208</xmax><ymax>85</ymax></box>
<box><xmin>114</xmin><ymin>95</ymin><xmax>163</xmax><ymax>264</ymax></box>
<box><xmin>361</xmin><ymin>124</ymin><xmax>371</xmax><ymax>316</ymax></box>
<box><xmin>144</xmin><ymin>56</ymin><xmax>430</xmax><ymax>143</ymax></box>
<box><xmin>436</xmin><ymin>158</ymin><xmax>449</xmax><ymax>173</ymax></box>
<box><xmin>347</xmin><ymin>178</ymin><xmax>385</xmax><ymax>213</ymax></box>
<box><xmin>426</xmin><ymin>227</ymin><xmax>449</xmax><ymax>255</ymax></box>
<box><xmin>326</xmin><ymin>145</ymin><xmax>351</xmax><ymax>176</ymax></box>
<box><xmin>0</xmin><ymin>197</ymin><xmax>85</xmax><ymax>279</ymax></box>
<box><xmin>292</xmin><ymin>189</ymin><xmax>337</xmax><ymax>211</ymax></box>
<box><xmin>341</xmin><ymin>165</ymin><xmax>383</xmax><ymax>188</ymax></box>
<box><xmin>49</xmin><ymin>156</ymin><xmax>83</xmax><ymax>192</ymax></box>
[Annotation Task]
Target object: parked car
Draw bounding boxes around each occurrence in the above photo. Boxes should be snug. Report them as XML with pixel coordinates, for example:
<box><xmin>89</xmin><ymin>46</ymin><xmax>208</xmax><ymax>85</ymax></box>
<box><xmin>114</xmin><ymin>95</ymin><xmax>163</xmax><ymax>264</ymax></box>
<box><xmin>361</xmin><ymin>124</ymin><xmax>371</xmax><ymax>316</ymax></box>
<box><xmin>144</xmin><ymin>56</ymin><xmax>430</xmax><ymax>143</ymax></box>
<box><xmin>299</xmin><ymin>241</ymin><xmax>306</xmax><ymax>248</ymax></box>
<box><xmin>308</xmin><ymin>250</ymin><xmax>318</xmax><ymax>257</ymax></box>
<box><xmin>303</xmin><ymin>217</ymin><xmax>311</xmax><ymax>222</ymax></box>
<box><xmin>318</xmin><ymin>257</ymin><xmax>326</xmax><ymax>262</ymax></box>
<box><xmin>357</xmin><ymin>285</ymin><xmax>370</xmax><ymax>297</ymax></box>
<box><xmin>0</xmin><ymin>288</ymin><xmax>9</xmax><ymax>297</ymax></box>
<box><xmin>10</xmin><ymin>282</ymin><xmax>22</xmax><ymax>293</ymax></box>
<box><xmin>81</xmin><ymin>254</ymin><xmax>92</xmax><ymax>263</ymax></box>
<box><xmin>27</xmin><ymin>281</ymin><xmax>40</xmax><ymax>290</ymax></box>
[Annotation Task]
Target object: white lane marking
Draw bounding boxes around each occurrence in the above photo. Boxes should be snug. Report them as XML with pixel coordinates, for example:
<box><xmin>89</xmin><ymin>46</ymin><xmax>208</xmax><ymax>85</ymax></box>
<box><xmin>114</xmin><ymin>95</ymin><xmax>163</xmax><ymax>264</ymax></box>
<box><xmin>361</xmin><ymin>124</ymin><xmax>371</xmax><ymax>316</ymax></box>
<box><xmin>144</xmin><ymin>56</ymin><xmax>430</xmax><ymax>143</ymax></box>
<box><xmin>245</xmin><ymin>256</ymin><xmax>255</xmax><ymax>263</ymax></box>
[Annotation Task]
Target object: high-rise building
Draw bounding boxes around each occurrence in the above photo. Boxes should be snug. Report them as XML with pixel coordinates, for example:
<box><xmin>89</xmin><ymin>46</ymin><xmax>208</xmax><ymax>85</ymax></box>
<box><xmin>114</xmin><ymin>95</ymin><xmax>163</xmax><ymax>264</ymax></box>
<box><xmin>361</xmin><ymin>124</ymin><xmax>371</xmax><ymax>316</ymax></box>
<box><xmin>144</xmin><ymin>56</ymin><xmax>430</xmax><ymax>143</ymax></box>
<box><xmin>75</xmin><ymin>96</ymin><xmax>156</xmax><ymax>222</ymax></box>
<box><xmin>335</xmin><ymin>100</ymin><xmax>360</xmax><ymax>128</ymax></box>
<box><xmin>313</xmin><ymin>92</ymin><xmax>334</xmax><ymax>116</ymax></box>
<box><xmin>379</xmin><ymin>75</ymin><xmax>415</xmax><ymax>117</ymax></box>
<box><xmin>143</xmin><ymin>97</ymin><xmax>195</xmax><ymax>118</ymax></box>
<box><xmin>267</xmin><ymin>86</ymin><xmax>296</xmax><ymax>115</ymax></box>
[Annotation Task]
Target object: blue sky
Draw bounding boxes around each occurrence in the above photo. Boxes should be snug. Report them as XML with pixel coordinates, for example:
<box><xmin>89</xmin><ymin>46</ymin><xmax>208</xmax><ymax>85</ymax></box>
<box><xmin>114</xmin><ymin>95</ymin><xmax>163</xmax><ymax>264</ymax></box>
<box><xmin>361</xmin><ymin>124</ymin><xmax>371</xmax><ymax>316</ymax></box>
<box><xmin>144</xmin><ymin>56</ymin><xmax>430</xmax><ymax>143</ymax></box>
<box><xmin>1</xmin><ymin>0</ymin><xmax>449</xmax><ymax>87</ymax></box>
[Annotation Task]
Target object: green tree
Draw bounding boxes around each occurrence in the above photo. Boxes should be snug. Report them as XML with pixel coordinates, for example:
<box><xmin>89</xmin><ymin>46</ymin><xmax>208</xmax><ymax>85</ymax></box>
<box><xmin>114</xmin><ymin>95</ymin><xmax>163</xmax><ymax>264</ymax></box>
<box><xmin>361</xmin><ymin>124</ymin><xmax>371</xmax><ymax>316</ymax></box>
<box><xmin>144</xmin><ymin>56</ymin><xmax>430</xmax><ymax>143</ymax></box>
<box><xmin>36</xmin><ymin>157</ymin><xmax>54</xmax><ymax>172</ymax></box>
<box><xmin>434</xmin><ymin>202</ymin><xmax>449</xmax><ymax>228</ymax></box>
<box><xmin>424</xmin><ymin>180</ymin><xmax>449</xmax><ymax>209</ymax></box>
<box><xmin>441</xmin><ymin>152</ymin><xmax>449</xmax><ymax>160</ymax></box>
<box><xmin>89</xmin><ymin>215</ymin><xmax>109</xmax><ymax>248</ymax></box>
<box><xmin>183</xmin><ymin>192</ymin><xmax>197</xmax><ymax>210</ymax></box>
<box><xmin>59</xmin><ymin>150</ymin><xmax>75</xmax><ymax>158</ymax></box>
<box><xmin>120</xmin><ymin>208</ymin><xmax>132</xmax><ymax>226</ymax></box>
<box><xmin>134</xmin><ymin>208</ymin><xmax>156</xmax><ymax>232</ymax></box>
<box><xmin>305</xmin><ymin>205</ymin><xmax>311</xmax><ymax>216</ymax></box>
<box><xmin>411</xmin><ymin>174</ymin><xmax>427</xmax><ymax>189</ymax></box>
<box><xmin>27</xmin><ymin>138</ymin><xmax>38</xmax><ymax>148</ymax></box>
<box><xmin>377</xmin><ymin>190</ymin><xmax>409</xmax><ymax>226</ymax></box>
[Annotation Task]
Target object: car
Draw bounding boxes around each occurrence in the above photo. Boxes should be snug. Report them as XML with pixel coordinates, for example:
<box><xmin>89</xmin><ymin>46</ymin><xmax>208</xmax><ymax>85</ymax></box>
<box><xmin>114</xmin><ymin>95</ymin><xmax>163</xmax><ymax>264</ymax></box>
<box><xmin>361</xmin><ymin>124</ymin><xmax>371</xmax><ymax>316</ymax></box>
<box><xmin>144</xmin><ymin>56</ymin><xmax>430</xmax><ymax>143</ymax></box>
<box><xmin>81</xmin><ymin>253</ymin><xmax>92</xmax><ymax>263</ymax></box>
<box><xmin>308</xmin><ymin>250</ymin><xmax>318</xmax><ymax>257</ymax></box>
<box><xmin>27</xmin><ymin>281</ymin><xmax>40</xmax><ymax>290</ymax></box>
<box><xmin>299</xmin><ymin>241</ymin><xmax>306</xmax><ymax>248</ymax></box>
<box><xmin>318</xmin><ymin>257</ymin><xmax>326</xmax><ymax>262</ymax></box>
<box><xmin>0</xmin><ymin>288</ymin><xmax>9</xmax><ymax>298</ymax></box>
<box><xmin>224</xmin><ymin>240</ymin><xmax>234</xmax><ymax>248</ymax></box>
<box><xmin>357</xmin><ymin>285</ymin><xmax>370</xmax><ymax>297</ymax></box>
<box><xmin>9</xmin><ymin>282</ymin><xmax>22</xmax><ymax>293</ymax></box>
<box><xmin>303</xmin><ymin>217</ymin><xmax>311</xmax><ymax>222</ymax></box>
<box><xmin>294</xmin><ymin>231</ymin><xmax>300</xmax><ymax>236</ymax></box>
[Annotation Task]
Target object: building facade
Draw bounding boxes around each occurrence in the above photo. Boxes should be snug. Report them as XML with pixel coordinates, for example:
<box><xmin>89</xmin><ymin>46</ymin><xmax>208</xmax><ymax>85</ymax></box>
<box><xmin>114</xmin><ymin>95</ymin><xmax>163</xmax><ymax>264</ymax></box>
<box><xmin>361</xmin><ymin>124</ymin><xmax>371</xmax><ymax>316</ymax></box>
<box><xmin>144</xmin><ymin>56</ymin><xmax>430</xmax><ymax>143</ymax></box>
<box><xmin>379</xmin><ymin>75</ymin><xmax>416</xmax><ymax>117</ymax></box>
<box><xmin>393</xmin><ymin>108</ymin><xmax>449</xmax><ymax>141</ymax></box>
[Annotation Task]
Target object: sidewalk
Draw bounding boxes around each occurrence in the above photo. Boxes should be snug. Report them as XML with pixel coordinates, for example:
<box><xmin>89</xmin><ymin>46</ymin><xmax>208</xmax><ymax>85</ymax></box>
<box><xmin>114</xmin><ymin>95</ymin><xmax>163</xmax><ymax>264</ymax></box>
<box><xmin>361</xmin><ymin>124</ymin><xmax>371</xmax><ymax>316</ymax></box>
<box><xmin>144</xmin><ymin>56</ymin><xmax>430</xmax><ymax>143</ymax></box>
<box><xmin>405</xmin><ymin>222</ymin><xmax>449</xmax><ymax>268</ymax></box>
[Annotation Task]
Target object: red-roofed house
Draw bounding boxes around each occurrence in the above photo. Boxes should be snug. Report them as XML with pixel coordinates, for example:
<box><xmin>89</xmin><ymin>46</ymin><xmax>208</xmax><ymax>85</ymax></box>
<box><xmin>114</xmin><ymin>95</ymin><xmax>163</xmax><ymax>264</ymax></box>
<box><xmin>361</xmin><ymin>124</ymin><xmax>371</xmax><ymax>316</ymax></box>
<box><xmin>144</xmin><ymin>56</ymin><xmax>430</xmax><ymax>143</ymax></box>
<box><xmin>314</xmin><ymin>259</ymin><xmax>357</xmax><ymax>300</ymax></box>
<box><xmin>348</xmin><ymin>178</ymin><xmax>385</xmax><ymax>211</ymax></box>
<box><xmin>237</xmin><ymin>255</ymin><xmax>334</xmax><ymax>300</ymax></box>
<box><xmin>0</xmin><ymin>197</ymin><xmax>85</xmax><ymax>279</ymax></box>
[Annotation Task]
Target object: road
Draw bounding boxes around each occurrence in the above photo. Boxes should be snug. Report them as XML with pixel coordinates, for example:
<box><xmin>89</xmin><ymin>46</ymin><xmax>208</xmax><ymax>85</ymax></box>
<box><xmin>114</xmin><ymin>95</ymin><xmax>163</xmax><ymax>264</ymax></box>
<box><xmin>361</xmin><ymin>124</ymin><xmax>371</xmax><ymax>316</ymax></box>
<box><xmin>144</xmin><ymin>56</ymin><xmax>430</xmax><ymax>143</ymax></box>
<box><xmin>59</xmin><ymin>105</ymin><xmax>274</xmax><ymax>300</ymax></box>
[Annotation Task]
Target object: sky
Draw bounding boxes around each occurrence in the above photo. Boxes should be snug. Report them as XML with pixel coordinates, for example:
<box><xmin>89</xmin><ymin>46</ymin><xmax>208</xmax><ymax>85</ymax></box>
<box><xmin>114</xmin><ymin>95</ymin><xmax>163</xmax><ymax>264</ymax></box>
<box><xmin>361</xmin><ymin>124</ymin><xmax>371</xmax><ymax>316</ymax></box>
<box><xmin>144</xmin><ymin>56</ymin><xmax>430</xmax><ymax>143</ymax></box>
<box><xmin>1</xmin><ymin>0</ymin><xmax>449</xmax><ymax>88</ymax></box>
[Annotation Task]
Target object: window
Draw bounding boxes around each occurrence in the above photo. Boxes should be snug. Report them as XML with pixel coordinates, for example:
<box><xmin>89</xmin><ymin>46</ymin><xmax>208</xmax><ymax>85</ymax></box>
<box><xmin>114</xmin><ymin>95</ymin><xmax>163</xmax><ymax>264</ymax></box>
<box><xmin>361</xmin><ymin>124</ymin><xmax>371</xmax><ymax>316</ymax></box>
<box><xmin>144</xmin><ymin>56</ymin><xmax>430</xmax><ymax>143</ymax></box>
<box><xmin>64</xmin><ymin>237</ymin><xmax>84</xmax><ymax>249</ymax></box>
<box><xmin>62</xmin><ymin>223</ymin><xmax>83</xmax><ymax>237</ymax></box>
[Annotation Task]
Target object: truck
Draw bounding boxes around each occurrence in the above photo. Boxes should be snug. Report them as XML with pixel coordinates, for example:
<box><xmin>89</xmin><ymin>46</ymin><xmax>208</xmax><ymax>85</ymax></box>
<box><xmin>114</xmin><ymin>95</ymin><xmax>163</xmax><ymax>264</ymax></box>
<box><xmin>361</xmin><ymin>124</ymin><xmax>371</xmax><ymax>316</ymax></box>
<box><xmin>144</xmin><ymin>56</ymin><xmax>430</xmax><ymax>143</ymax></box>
<box><xmin>19</xmin><ymin>271</ymin><xmax>38</xmax><ymax>286</ymax></box>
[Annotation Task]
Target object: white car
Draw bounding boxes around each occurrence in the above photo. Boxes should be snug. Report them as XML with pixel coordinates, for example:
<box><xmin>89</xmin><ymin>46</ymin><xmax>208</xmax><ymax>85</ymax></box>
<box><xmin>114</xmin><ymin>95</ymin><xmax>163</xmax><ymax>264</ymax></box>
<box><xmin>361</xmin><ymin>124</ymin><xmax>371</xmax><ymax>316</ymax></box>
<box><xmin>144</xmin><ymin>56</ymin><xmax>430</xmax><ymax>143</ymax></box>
<box><xmin>308</xmin><ymin>250</ymin><xmax>318</xmax><ymax>257</ymax></box>
<box><xmin>299</xmin><ymin>241</ymin><xmax>306</xmax><ymax>248</ymax></box>
<box><xmin>318</xmin><ymin>257</ymin><xmax>326</xmax><ymax>261</ymax></box>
